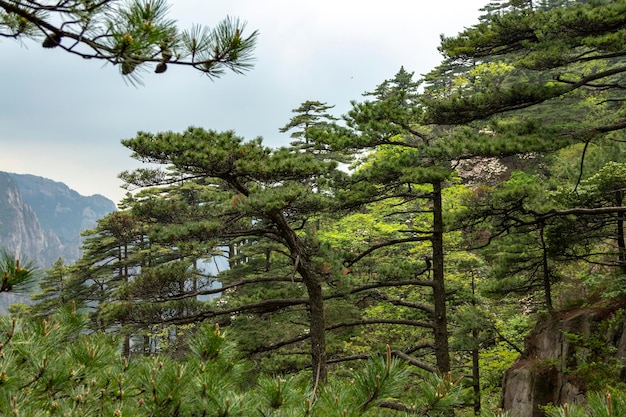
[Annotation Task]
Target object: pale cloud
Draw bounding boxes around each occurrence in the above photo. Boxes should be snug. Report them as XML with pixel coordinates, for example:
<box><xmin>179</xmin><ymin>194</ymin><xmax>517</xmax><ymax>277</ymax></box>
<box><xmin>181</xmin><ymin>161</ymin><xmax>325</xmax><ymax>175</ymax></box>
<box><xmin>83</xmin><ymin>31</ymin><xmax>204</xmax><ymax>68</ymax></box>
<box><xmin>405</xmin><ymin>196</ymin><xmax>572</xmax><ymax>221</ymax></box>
<box><xmin>0</xmin><ymin>0</ymin><xmax>487</xmax><ymax>204</ymax></box>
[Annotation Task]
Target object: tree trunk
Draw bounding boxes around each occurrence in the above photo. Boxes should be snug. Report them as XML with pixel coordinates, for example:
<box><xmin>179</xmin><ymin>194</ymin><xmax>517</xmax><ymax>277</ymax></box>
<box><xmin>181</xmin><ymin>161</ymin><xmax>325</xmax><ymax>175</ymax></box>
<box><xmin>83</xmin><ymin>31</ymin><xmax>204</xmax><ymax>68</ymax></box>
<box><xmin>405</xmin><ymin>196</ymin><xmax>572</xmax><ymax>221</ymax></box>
<box><xmin>616</xmin><ymin>193</ymin><xmax>626</xmax><ymax>274</ymax></box>
<box><xmin>123</xmin><ymin>334</ymin><xmax>131</xmax><ymax>358</ymax></box>
<box><xmin>471</xmin><ymin>272</ymin><xmax>481</xmax><ymax>415</ymax></box>
<box><xmin>272</xmin><ymin>211</ymin><xmax>328</xmax><ymax>385</ymax></box>
<box><xmin>431</xmin><ymin>181</ymin><xmax>451</xmax><ymax>374</ymax></box>
<box><xmin>228</xmin><ymin>242</ymin><xmax>236</xmax><ymax>268</ymax></box>
<box><xmin>539</xmin><ymin>226</ymin><xmax>554</xmax><ymax>314</ymax></box>
<box><xmin>303</xmin><ymin>276</ymin><xmax>328</xmax><ymax>385</ymax></box>
<box><xmin>472</xmin><ymin>330</ymin><xmax>481</xmax><ymax>415</ymax></box>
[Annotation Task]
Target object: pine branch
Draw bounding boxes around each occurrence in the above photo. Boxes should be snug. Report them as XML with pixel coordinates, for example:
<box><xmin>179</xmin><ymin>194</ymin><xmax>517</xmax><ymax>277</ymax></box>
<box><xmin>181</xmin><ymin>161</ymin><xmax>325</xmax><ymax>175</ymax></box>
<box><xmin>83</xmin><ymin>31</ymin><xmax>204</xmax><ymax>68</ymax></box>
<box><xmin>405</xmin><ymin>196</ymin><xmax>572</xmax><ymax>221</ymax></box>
<box><xmin>137</xmin><ymin>297</ymin><xmax>309</xmax><ymax>326</ymax></box>
<box><xmin>389</xmin><ymin>350</ymin><xmax>437</xmax><ymax>373</ymax></box>
<box><xmin>527</xmin><ymin>206</ymin><xmax>626</xmax><ymax>224</ymax></box>
<box><xmin>374</xmin><ymin>292</ymin><xmax>435</xmax><ymax>316</ymax></box>
<box><xmin>0</xmin><ymin>0</ymin><xmax>258</xmax><ymax>82</ymax></box>
<box><xmin>325</xmin><ymin>279</ymin><xmax>436</xmax><ymax>302</ymax></box>
<box><xmin>148</xmin><ymin>275</ymin><xmax>304</xmax><ymax>302</ymax></box>
<box><xmin>343</xmin><ymin>236</ymin><xmax>432</xmax><ymax>268</ymax></box>
<box><xmin>379</xmin><ymin>401</ymin><xmax>411</xmax><ymax>413</ymax></box>
<box><xmin>248</xmin><ymin>319</ymin><xmax>435</xmax><ymax>355</ymax></box>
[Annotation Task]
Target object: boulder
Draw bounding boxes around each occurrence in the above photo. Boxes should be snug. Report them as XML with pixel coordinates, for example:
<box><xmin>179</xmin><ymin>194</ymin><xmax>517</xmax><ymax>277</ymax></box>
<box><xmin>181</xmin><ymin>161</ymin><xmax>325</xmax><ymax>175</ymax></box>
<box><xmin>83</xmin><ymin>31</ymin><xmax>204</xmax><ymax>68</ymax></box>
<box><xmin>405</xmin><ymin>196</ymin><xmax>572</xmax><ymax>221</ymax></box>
<box><xmin>502</xmin><ymin>304</ymin><xmax>626</xmax><ymax>416</ymax></box>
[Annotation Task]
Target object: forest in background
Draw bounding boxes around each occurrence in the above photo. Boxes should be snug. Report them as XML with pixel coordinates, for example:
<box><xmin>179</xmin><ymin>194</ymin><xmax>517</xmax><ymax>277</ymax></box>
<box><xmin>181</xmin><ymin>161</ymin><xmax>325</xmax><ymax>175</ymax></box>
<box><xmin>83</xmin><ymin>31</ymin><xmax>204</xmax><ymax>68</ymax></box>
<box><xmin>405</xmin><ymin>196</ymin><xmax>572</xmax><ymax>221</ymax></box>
<box><xmin>1</xmin><ymin>0</ymin><xmax>626</xmax><ymax>415</ymax></box>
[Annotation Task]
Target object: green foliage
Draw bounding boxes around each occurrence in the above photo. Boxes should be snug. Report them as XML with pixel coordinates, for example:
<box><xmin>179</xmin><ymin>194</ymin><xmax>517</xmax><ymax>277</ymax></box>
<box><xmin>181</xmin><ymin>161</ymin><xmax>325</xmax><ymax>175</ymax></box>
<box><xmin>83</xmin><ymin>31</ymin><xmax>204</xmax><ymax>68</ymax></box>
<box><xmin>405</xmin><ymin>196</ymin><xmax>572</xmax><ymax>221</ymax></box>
<box><xmin>0</xmin><ymin>247</ymin><xmax>38</xmax><ymax>293</ymax></box>
<box><xmin>0</xmin><ymin>308</ymin><xmax>467</xmax><ymax>416</ymax></box>
<box><xmin>0</xmin><ymin>308</ymin><xmax>247</xmax><ymax>416</ymax></box>
<box><xmin>548</xmin><ymin>141</ymin><xmax>626</xmax><ymax>185</ymax></box>
<box><xmin>1</xmin><ymin>0</ymin><xmax>258</xmax><ymax>83</ymax></box>
<box><xmin>456</xmin><ymin>171</ymin><xmax>560</xmax><ymax>310</ymax></box>
<box><xmin>117</xmin><ymin>126</ymin><xmax>353</xmax><ymax>381</ymax></box>
<box><xmin>30</xmin><ymin>258</ymin><xmax>72</xmax><ymax>316</ymax></box>
<box><xmin>544</xmin><ymin>389</ymin><xmax>626</xmax><ymax>417</ymax></box>
<box><xmin>558</xmin><ymin>311</ymin><xmax>626</xmax><ymax>391</ymax></box>
<box><xmin>424</xmin><ymin>0</ymin><xmax>626</xmax><ymax>182</ymax></box>
<box><xmin>479</xmin><ymin>342</ymin><xmax>519</xmax><ymax>390</ymax></box>
<box><xmin>412</xmin><ymin>373</ymin><xmax>464</xmax><ymax>416</ymax></box>
<box><xmin>561</xmin><ymin>162</ymin><xmax>626</xmax><ymax>207</ymax></box>
<box><xmin>279</xmin><ymin>100</ymin><xmax>343</xmax><ymax>161</ymax></box>
<box><xmin>312</xmin><ymin>362</ymin><xmax>462</xmax><ymax>417</ymax></box>
<box><xmin>8</xmin><ymin>2</ymin><xmax>626</xmax><ymax>414</ymax></box>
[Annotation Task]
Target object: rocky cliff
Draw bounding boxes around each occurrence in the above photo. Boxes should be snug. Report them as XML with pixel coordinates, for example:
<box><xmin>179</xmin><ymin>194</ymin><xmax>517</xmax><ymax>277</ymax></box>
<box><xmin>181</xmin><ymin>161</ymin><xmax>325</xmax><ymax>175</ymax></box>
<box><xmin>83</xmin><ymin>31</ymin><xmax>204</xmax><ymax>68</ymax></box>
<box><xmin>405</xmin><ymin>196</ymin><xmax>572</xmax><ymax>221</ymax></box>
<box><xmin>502</xmin><ymin>301</ymin><xmax>626</xmax><ymax>417</ymax></box>
<box><xmin>0</xmin><ymin>173</ymin><xmax>48</xmax><ymax>265</ymax></box>
<box><xmin>0</xmin><ymin>172</ymin><xmax>116</xmax><ymax>268</ymax></box>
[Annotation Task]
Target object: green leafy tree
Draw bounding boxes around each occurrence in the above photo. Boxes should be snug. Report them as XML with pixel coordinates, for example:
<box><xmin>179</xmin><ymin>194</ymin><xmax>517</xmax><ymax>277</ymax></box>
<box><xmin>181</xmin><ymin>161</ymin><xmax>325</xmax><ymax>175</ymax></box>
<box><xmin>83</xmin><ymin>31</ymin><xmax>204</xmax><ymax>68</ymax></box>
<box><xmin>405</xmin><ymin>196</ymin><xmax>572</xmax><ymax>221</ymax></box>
<box><xmin>0</xmin><ymin>0</ymin><xmax>258</xmax><ymax>83</ymax></box>
<box><xmin>319</xmin><ymin>195</ymin><xmax>439</xmax><ymax>372</ymax></box>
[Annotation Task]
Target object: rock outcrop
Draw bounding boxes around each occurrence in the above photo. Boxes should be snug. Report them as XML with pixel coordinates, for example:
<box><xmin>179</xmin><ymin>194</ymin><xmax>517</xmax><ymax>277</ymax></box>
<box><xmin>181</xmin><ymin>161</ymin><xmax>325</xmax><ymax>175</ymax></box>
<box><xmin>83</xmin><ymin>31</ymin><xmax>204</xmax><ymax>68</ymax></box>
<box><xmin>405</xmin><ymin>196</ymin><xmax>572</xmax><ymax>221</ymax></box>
<box><xmin>0</xmin><ymin>172</ymin><xmax>49</xmax><ymax>265</ymax></box>
<box><xmin>502</xmin><ymin>302</ymin><xmax>626</xmax><ymax>417</ymax></box>
<box><xmin>0</xmin><ymin>172</ymin><xmax>116</xmax><ymax>268</ymax></box>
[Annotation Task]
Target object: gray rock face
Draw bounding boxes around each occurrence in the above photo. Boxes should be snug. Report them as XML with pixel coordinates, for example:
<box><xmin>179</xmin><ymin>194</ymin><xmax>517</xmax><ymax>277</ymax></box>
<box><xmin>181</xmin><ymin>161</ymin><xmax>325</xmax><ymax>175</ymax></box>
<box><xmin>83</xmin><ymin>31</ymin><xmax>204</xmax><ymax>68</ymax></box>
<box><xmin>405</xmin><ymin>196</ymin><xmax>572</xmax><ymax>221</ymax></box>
<box><xmin>502</xmin><ymin>305</ymin><xmax>626</xmax><ymax>417</ymax></box>
<box><xmin>0</xmin><ymin>173</ymin><xmax>48</xmax><ymax>264</ymax></box>
<box><xmin>0</xmin><ymin>172</ymin><xmax>116</xmax><ymax>268</ymax></box>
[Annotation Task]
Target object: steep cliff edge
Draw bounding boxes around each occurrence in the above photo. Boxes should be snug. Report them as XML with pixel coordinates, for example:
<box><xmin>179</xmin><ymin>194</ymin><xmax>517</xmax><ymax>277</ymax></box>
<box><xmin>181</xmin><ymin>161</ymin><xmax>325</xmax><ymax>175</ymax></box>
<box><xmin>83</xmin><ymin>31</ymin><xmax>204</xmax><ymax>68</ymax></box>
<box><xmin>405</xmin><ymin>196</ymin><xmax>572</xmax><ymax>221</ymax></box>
<box><xmin>502</xmin><ymin>301</ymin><xmax>626</xmax><ymax>417</ymax></box>
<box><xmin>0</xmin><ymin>172</ymin><xmax>49</xmax><ymax>266</ymax></box>
<box><xmin>0</xmin><ymin>172</ymin><xmax>116</xmax><ymax>268</ymax></box>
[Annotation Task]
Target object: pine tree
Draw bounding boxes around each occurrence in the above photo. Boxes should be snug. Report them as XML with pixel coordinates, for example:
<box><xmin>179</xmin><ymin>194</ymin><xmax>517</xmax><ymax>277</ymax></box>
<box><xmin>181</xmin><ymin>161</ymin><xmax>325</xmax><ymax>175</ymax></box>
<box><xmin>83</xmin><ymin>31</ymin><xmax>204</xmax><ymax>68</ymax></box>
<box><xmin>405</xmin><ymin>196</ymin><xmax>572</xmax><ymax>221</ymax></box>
<box><xmin>426</xmin><ymin>0</ymin><xmax>626</xmax><ymax>139</ymax></box>
<box><xmin>118</xmin><ymin>128</ymin><xmax>345</xmax><ymax>383</ymax></box>
<box><xmin>280</xmin><ymin>100</ymin><xmax>338</xmax><ymax>149</ymax></box>
<box><xmin>553</xmin><ymin>162</ymin><xmax>626</xmax><ymax>274</ymax></box>
<box><xmin>30</xmin><ymin>257</ymin><xmax>71</xmax><ymax>316</ymax></box>
<box><xmin>311</xmin><ymin>67</ymin><xmax>456</xmax><ymax>375</ymax></box>
<box><xmin>419</xmin><ymin>0</ymin><xmax>626</xmax><ymax>318</ymax></box>
<box><xmin>0</xmin><ymin>0</ymin><xmax>258</xmax><ymax>83</ymax></box>
<box><xmin>69</xmin><ymin>201</ymin><xmax>217</xmax><ymax>356</ymax></box>
<box><xmin>0</xmin><ymin>305</ymin><xmax>466</xmax><ymax>416</ymax></box>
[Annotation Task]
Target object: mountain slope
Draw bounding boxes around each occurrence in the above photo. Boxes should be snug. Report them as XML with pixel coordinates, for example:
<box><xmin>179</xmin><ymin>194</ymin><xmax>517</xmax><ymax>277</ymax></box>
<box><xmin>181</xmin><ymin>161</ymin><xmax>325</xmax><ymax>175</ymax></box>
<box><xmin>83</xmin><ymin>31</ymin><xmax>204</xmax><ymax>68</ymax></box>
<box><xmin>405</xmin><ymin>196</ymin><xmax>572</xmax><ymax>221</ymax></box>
<box><xmin>0</xmin><ymin>172</ymin><xmax>48</xmax><ymax>266</ymax></box>
<box><xmin>0</xmin><ymin>172</ymin><xmax>116</xmax><ymax>268</ymax></box>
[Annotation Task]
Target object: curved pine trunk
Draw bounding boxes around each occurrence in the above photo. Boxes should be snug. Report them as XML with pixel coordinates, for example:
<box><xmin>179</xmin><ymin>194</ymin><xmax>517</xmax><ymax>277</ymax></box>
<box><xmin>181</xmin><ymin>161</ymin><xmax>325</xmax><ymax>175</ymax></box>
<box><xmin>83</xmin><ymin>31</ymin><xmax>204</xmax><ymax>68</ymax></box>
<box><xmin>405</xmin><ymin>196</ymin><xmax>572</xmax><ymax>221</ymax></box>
<box><xmin>303</xmin><ymin>276</ymin><xmax>327</xmax><ymax>385</ymax></box>
<box><xmin>272</xmin><ymin>211</ymin><xmax>328</xmax><ymax>385</ymax></box>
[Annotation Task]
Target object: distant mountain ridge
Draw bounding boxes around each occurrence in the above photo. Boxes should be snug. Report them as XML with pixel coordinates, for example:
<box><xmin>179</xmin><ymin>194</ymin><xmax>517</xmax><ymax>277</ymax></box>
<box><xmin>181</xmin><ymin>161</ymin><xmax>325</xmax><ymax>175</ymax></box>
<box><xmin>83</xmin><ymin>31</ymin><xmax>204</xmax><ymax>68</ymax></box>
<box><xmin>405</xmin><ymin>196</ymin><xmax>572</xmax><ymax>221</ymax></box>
<box><xmin>0</xmin><ymin>171</ymin><xmax>117</xmax><ymax>269</ymax></box>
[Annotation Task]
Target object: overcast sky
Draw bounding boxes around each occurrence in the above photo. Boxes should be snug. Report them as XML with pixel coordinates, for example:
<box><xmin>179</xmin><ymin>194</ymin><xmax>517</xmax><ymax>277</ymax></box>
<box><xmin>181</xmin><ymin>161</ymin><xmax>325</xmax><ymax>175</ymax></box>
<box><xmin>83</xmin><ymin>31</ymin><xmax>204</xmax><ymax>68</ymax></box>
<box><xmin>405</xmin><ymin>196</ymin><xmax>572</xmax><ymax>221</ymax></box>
<box><xmin>0</xmin><ymin>1</ymin><xmax>487</xmax><ymax>205</ymax></box>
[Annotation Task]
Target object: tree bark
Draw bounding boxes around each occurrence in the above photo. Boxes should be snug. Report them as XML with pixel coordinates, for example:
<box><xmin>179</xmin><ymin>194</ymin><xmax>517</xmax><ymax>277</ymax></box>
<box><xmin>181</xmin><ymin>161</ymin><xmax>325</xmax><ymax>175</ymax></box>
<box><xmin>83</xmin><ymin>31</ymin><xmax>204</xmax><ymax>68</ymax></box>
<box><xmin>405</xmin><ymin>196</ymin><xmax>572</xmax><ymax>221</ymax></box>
<box><xmin>471</xmin><ymin>272</ymin><xmax>481</xmax><ymax>415</ymax></box>
<box><xmin>431</xmin><ymin>180</ymin><xmax>451</xmax><ymax>374</ymax></box>
<box><xmin>303</xmin><ymin>276</ymin><xmax>328</xmax><ymax>385</ymax></box>
<box><xmin>616</xmin><ymin>193</ymin><xmax>626</xmax><ymax>274</ymax></box>
<box><xmin>472</xmin><ymin>330</ymin><xmax>481</xmax><ymax>415</ymax></box>
<box><xmin>540</xmin><ymin>226</ymin><xmax>554</xmax><ymax>314</ymax></box>
<box><xmin>271</xmin><ymin>211</ymin><xmax>328</xmax><ymax>385</ymax></box>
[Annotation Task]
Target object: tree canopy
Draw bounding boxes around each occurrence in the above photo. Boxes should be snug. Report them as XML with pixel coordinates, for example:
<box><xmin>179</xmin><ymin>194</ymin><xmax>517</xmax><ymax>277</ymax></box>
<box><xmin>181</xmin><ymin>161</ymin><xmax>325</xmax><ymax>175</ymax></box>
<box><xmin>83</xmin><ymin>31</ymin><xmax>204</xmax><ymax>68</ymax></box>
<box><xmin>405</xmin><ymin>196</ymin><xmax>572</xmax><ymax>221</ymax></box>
<box><xmin>4</xmin><ymin>0</ymin><xmax>626</xmax><ymax>415</ymax></box>
<box><xmin>427</xmin><ymin>0</ymin><xmax>626</xmax><ymax>128</ymax></box>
